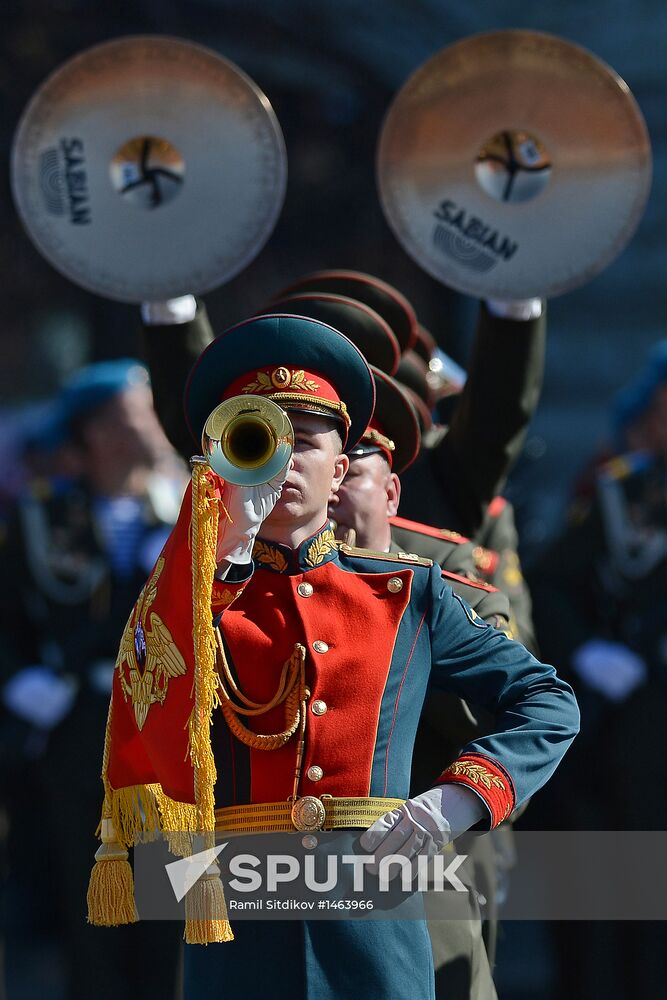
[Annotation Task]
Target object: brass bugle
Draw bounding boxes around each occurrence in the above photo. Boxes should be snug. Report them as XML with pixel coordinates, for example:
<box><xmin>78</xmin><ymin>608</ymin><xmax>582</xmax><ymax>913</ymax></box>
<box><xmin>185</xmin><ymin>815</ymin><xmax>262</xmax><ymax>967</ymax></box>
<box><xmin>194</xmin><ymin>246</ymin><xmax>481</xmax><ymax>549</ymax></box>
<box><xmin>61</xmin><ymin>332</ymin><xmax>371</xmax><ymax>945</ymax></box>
<box><xmin>201</xmin><ymin>394</ymin><xmax>294</xmax><ymax>486</ymax></box>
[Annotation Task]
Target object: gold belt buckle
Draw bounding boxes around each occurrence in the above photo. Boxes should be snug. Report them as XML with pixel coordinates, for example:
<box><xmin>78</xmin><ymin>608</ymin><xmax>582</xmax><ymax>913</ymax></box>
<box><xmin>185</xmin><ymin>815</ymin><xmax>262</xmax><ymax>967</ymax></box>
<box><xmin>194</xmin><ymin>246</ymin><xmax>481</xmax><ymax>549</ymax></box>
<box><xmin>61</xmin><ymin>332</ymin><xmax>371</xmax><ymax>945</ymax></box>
<box><xmin>290</xmin><ymin>795</ymin><xmax>326</xmax><ymax>832</ymax></box>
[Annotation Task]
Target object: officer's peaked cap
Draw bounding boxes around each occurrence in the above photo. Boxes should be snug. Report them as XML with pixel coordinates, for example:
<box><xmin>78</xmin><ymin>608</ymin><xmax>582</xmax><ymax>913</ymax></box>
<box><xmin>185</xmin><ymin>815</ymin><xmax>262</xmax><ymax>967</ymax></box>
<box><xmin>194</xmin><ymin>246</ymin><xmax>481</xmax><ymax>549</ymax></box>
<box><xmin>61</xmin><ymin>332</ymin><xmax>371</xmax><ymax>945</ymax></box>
<box><xmin>184</xmin><ymin>313</ymin><xmax>375</xmax><ymax>451</ymax></box>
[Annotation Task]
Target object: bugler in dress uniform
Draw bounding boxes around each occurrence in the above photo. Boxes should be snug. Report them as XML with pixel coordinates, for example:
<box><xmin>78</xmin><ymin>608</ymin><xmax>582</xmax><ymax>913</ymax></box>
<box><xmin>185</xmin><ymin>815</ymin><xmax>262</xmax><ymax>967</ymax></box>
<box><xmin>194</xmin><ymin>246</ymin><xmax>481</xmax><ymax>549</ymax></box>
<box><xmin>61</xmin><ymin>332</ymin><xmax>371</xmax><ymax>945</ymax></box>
<box><xmin>139</xmin><ymin>284</ymin><xmax>538</xmax><ymax>995</ymax></box>
<box><xmin>92</xmin><ymin>310</ymin><xmax>578</xmax><ymax>1000</ymax></box>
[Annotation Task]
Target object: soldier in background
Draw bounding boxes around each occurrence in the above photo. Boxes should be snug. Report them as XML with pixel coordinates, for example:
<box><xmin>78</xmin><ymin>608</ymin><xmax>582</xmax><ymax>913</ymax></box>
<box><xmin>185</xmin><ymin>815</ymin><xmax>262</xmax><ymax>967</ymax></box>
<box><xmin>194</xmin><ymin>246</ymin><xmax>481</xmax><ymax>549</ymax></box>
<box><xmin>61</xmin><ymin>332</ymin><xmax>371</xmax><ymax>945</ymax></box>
<box><xmin>529</xmin><ymin>341</ymin><xmax>667</xmax><ymax>1000</ymax></box>
<box><xmin>392</xmin><ymin>300</ymin><xmax>541</xmax><ymax>653</ymax></box>
<box><xmin>473</xmin><ymin>496</ymin><xmax>538</xmax><ymax>654</ymax></box>
<box><xmin>276</xmin><ymin>271</ymin><xmax>545</xmax><ymax>535</ymax></box>
<box><xmin>530</xmin><ymin>343</ymin><xmax>667</xmax><ymax>809</ymax></box>
<box><xmin>0</xmin><ymin>360</ymin><xmax>186</xmax><ymax>1000</ymax></box>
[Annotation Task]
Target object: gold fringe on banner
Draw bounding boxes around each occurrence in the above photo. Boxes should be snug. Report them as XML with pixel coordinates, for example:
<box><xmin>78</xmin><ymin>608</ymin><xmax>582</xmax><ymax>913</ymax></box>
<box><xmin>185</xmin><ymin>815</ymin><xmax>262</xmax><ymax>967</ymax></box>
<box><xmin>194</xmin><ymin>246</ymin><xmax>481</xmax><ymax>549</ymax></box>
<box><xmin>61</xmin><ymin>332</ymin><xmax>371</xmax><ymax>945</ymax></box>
<box><xmin>185</xmin><ymin>462</ymin><xmax>233</xmax><ymax>943</ymax></box>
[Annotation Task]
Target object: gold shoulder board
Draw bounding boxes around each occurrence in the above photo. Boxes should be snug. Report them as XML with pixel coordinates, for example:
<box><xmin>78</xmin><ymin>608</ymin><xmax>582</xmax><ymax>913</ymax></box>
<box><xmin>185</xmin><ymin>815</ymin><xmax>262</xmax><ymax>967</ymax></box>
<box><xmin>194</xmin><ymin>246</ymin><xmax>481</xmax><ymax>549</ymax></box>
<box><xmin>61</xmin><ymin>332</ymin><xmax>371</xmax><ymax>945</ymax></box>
<box><xmin>338</xmin><ymin>543</ymin><xmax>433</xmax><ymax>568</ymax></box>
<box><xmin>440</xmin><ymin>528</ymin><xmax>467</xmax><ymax>543</ymax></box>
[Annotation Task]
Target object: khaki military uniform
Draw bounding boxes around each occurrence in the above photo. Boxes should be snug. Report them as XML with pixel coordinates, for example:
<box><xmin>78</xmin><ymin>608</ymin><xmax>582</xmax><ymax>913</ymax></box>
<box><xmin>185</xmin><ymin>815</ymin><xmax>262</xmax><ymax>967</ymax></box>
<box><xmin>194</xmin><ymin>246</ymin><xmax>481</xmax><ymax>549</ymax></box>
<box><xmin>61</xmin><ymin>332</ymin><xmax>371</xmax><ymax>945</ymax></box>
<box><xmin>472</xmin><ymin>497</ymin><xmax>538</xmax><ymax>654</ymax></box>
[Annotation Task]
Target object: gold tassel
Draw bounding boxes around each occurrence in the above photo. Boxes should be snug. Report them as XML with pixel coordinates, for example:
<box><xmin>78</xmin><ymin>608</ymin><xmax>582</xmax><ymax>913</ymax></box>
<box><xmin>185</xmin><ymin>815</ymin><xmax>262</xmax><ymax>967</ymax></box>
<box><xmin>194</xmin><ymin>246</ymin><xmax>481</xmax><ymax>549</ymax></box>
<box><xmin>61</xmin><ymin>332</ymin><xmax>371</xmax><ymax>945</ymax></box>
<box><xmin>184</xmin><ymin>857</ymin><xmax>233</xmax><ymax>944</ymax></box>
<box><xmin>188</xmin><ymin>463</ymin><xmax>233</xmax><ymax>943</ymax></box>
<box><xmin>88</xmin><ymin>702</ymin><xmax>137</xmax><ymax>926</ymax></box>
<box><xmin>87</xmin><ymin>818</ymin><xmax>138</xmax><ymax>926</ymax></box>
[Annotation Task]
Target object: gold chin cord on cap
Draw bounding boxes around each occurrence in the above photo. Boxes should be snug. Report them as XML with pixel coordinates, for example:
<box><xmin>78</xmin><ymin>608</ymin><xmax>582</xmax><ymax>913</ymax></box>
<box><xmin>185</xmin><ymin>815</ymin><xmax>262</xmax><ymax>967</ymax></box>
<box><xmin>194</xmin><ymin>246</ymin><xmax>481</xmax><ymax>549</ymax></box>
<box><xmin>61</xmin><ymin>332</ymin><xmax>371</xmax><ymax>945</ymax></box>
<box><xmin>202</xmin><ymin>394</ymin><xmax>294</xmax><ymax>486</ymax></box>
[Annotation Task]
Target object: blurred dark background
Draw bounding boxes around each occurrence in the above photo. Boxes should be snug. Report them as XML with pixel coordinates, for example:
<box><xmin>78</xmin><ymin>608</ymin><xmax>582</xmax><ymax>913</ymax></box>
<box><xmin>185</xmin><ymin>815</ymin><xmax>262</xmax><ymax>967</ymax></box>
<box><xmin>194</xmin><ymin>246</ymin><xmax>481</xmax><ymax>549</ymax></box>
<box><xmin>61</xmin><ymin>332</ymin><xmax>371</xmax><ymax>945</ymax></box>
<box><xmin>1</xmin><ymin>2</ymin><xmax>666</xmax><ymax>997</ymax></box>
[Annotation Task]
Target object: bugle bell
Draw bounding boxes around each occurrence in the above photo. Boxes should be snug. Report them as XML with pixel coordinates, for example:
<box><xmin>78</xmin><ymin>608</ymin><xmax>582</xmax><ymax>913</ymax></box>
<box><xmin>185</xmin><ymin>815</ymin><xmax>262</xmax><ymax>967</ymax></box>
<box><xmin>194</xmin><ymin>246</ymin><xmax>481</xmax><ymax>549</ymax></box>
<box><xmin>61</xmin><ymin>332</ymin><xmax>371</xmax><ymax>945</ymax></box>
<box><xmin>202</xmin><ymin>395</ymin><xmax>293</xmax><ymax>486</ymax></box>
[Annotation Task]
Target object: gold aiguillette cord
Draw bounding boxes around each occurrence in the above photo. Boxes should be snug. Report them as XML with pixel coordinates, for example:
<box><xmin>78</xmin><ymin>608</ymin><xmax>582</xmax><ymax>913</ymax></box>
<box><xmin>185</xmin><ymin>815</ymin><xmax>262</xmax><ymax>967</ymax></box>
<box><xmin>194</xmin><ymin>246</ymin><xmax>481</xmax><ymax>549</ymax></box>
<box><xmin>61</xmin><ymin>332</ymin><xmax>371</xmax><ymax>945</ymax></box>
<box><xmin>215</xmin><ymin>631</ymin><xmax>307</xmax><ymax>754</ymax></box>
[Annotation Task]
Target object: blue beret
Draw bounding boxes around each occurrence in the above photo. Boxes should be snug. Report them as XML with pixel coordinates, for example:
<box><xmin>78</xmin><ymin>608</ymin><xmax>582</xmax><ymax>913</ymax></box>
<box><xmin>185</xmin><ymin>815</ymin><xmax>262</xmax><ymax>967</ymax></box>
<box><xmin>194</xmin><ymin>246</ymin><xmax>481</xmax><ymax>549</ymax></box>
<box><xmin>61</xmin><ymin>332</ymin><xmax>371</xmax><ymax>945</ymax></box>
<box><xmin>612</xmin><ymin>338</ymin><xmax>667</xmax><ymax>444</ymax></box>
<box><xmin>612</xmin><ymin>372</ymin><xmax>658</xmax><ymax>442</ymax></box>
<box><xmin>59</xmin><ymin>359</ymin><xmax>149</xmax><ymax>427</ymax></box>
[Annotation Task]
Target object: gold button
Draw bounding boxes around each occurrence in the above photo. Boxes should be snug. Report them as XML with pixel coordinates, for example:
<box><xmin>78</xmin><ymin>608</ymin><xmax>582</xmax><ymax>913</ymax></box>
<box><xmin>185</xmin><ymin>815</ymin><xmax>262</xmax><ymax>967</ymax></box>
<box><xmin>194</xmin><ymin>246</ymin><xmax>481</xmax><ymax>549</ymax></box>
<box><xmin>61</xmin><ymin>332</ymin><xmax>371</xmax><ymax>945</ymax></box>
<box><xmin>311</xmin><ymin>699</ymin><xmax>328</xmax><ymax>716</ymax></box>
<box><xmin>307</xmin><ymin>765</ymin><xmax>323</xmax><ymax>782</ymax></box>
<box><xmin>387</xmin><ymin>577</ymin><xmax>403</xmax><ymax>593</ymax></box>
<box><xmin>302</xmin><ymin>834</ymin><xmax>318</xmax><ymax>849</ymax></box>
<box><xmin>297</xmin><ymin>582</ymin><xmax>313</xmax><ymax>598</ymax></box>
<box><xmin>312</xmin><ymin>640</ymin><xmax>329</xmax><ymax>654</ymax></box>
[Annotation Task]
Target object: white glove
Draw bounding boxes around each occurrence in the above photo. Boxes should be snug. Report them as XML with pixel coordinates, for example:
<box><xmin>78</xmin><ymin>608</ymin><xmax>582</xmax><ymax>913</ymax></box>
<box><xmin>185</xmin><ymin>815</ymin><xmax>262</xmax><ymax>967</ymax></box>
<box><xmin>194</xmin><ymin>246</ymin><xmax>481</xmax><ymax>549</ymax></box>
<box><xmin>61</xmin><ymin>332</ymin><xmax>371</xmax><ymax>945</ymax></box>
<box><xmin>571</xmin><ymin>638</ymin><xmax>647</xmax><ymax>702</ymax></box>
<box><xmin>3</xmin><ymin>666</ymin><xmax>78</xmax><ymax>729</ymax></box>
<box><xmin>216</xmin><ymin>465</ymin><xmax>291</xmax><ymax>569</ymax></box>
<box><xmin>485</xmin><ymin>298</ymin><xmax>543</xmax><ymax>321</ymax></box>
<box><xmin>140</xmin><ymin>295</ymin><xmax>197</xmax><ymax>325</ymax></box>
<box><xmin>360</xmin><ymin>785</ymin><xmax>485</xmax><ymax>877</ymax></box>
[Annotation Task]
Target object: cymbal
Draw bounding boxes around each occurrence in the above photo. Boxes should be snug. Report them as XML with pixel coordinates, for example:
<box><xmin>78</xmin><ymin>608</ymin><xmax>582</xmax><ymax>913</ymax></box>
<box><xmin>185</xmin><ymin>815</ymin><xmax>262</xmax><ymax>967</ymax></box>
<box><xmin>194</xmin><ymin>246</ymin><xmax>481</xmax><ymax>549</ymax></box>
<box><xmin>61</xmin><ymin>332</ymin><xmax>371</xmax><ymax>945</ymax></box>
<box><xmin>377</xmin><ymin>30</ymin><xmax>652</xmax><ymax>299</ymax></box>
<box><xmin>11</xmin><ymin>36</ymin><xmax>287</xmax><ymax>302</ymax></box>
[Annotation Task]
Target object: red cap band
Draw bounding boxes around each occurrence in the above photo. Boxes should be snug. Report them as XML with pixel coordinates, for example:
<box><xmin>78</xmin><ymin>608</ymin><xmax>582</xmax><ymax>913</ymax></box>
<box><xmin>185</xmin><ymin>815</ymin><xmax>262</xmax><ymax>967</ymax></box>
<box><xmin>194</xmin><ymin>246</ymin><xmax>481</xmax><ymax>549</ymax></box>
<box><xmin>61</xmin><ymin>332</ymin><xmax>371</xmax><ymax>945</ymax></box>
<box><xmin>223</xmin><ymin>366</ymin><xmax>351</xmax><ymax>434</ymax></box>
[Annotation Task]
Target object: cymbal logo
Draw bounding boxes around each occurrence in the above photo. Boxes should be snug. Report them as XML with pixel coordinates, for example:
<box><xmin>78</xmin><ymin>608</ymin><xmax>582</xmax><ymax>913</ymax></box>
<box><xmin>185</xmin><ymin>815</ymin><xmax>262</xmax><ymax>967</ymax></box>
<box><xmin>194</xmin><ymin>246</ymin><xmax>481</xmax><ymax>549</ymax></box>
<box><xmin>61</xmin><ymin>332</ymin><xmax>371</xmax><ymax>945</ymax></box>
<box><xmin>38</xmin><ymin>149</ymin><xmax>63</xmax><ymax>216</ymax></box>
<box><xmin>432</xmin><ymin>200</ymin><xmax>517</xmax><ymax>272</ymax></box>
<box><xmin>61</xmin><ymin>138</ymin><xmax>90</xmax><ymax>224</ymax></box>
<box><xmin>38</xmin><ymin>138</ymin><xmax>91</xmax><ymax>224</ymax></box>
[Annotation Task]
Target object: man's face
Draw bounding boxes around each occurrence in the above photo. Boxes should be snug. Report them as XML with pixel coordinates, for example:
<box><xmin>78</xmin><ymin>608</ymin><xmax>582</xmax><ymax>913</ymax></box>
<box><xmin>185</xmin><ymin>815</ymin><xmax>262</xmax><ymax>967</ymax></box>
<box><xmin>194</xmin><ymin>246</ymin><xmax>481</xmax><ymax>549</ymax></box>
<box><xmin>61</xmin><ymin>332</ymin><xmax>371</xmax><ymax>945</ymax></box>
<box><xmin>329</xmin><ymin>451</ymin><xmax>400</xmax><ymax>549</ymax></box>
<box><xmin>263</xmin><ymin>411</ymin><xmax>349</xmax><ymax>532</ymax></box>
<box><xmin>83</xmin><ymin>384</ymin><xmax>171</xmax><ymax>468</ymax></box>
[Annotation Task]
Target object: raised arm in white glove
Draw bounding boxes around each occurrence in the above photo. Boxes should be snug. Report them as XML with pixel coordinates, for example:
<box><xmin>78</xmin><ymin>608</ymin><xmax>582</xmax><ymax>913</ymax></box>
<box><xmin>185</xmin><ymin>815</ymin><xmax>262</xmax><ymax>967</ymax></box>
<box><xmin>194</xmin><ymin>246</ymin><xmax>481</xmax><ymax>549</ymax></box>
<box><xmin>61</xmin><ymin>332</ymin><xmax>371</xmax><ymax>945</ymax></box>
<box><xmin>215</xmin><ymin>464</ymin><xmax>292</xmax><ymax>576</ymax></box>
<box><xmin>360</xmin><ymin>783</ymin><xmax>485</xmax><ymax>876</ymax></box>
